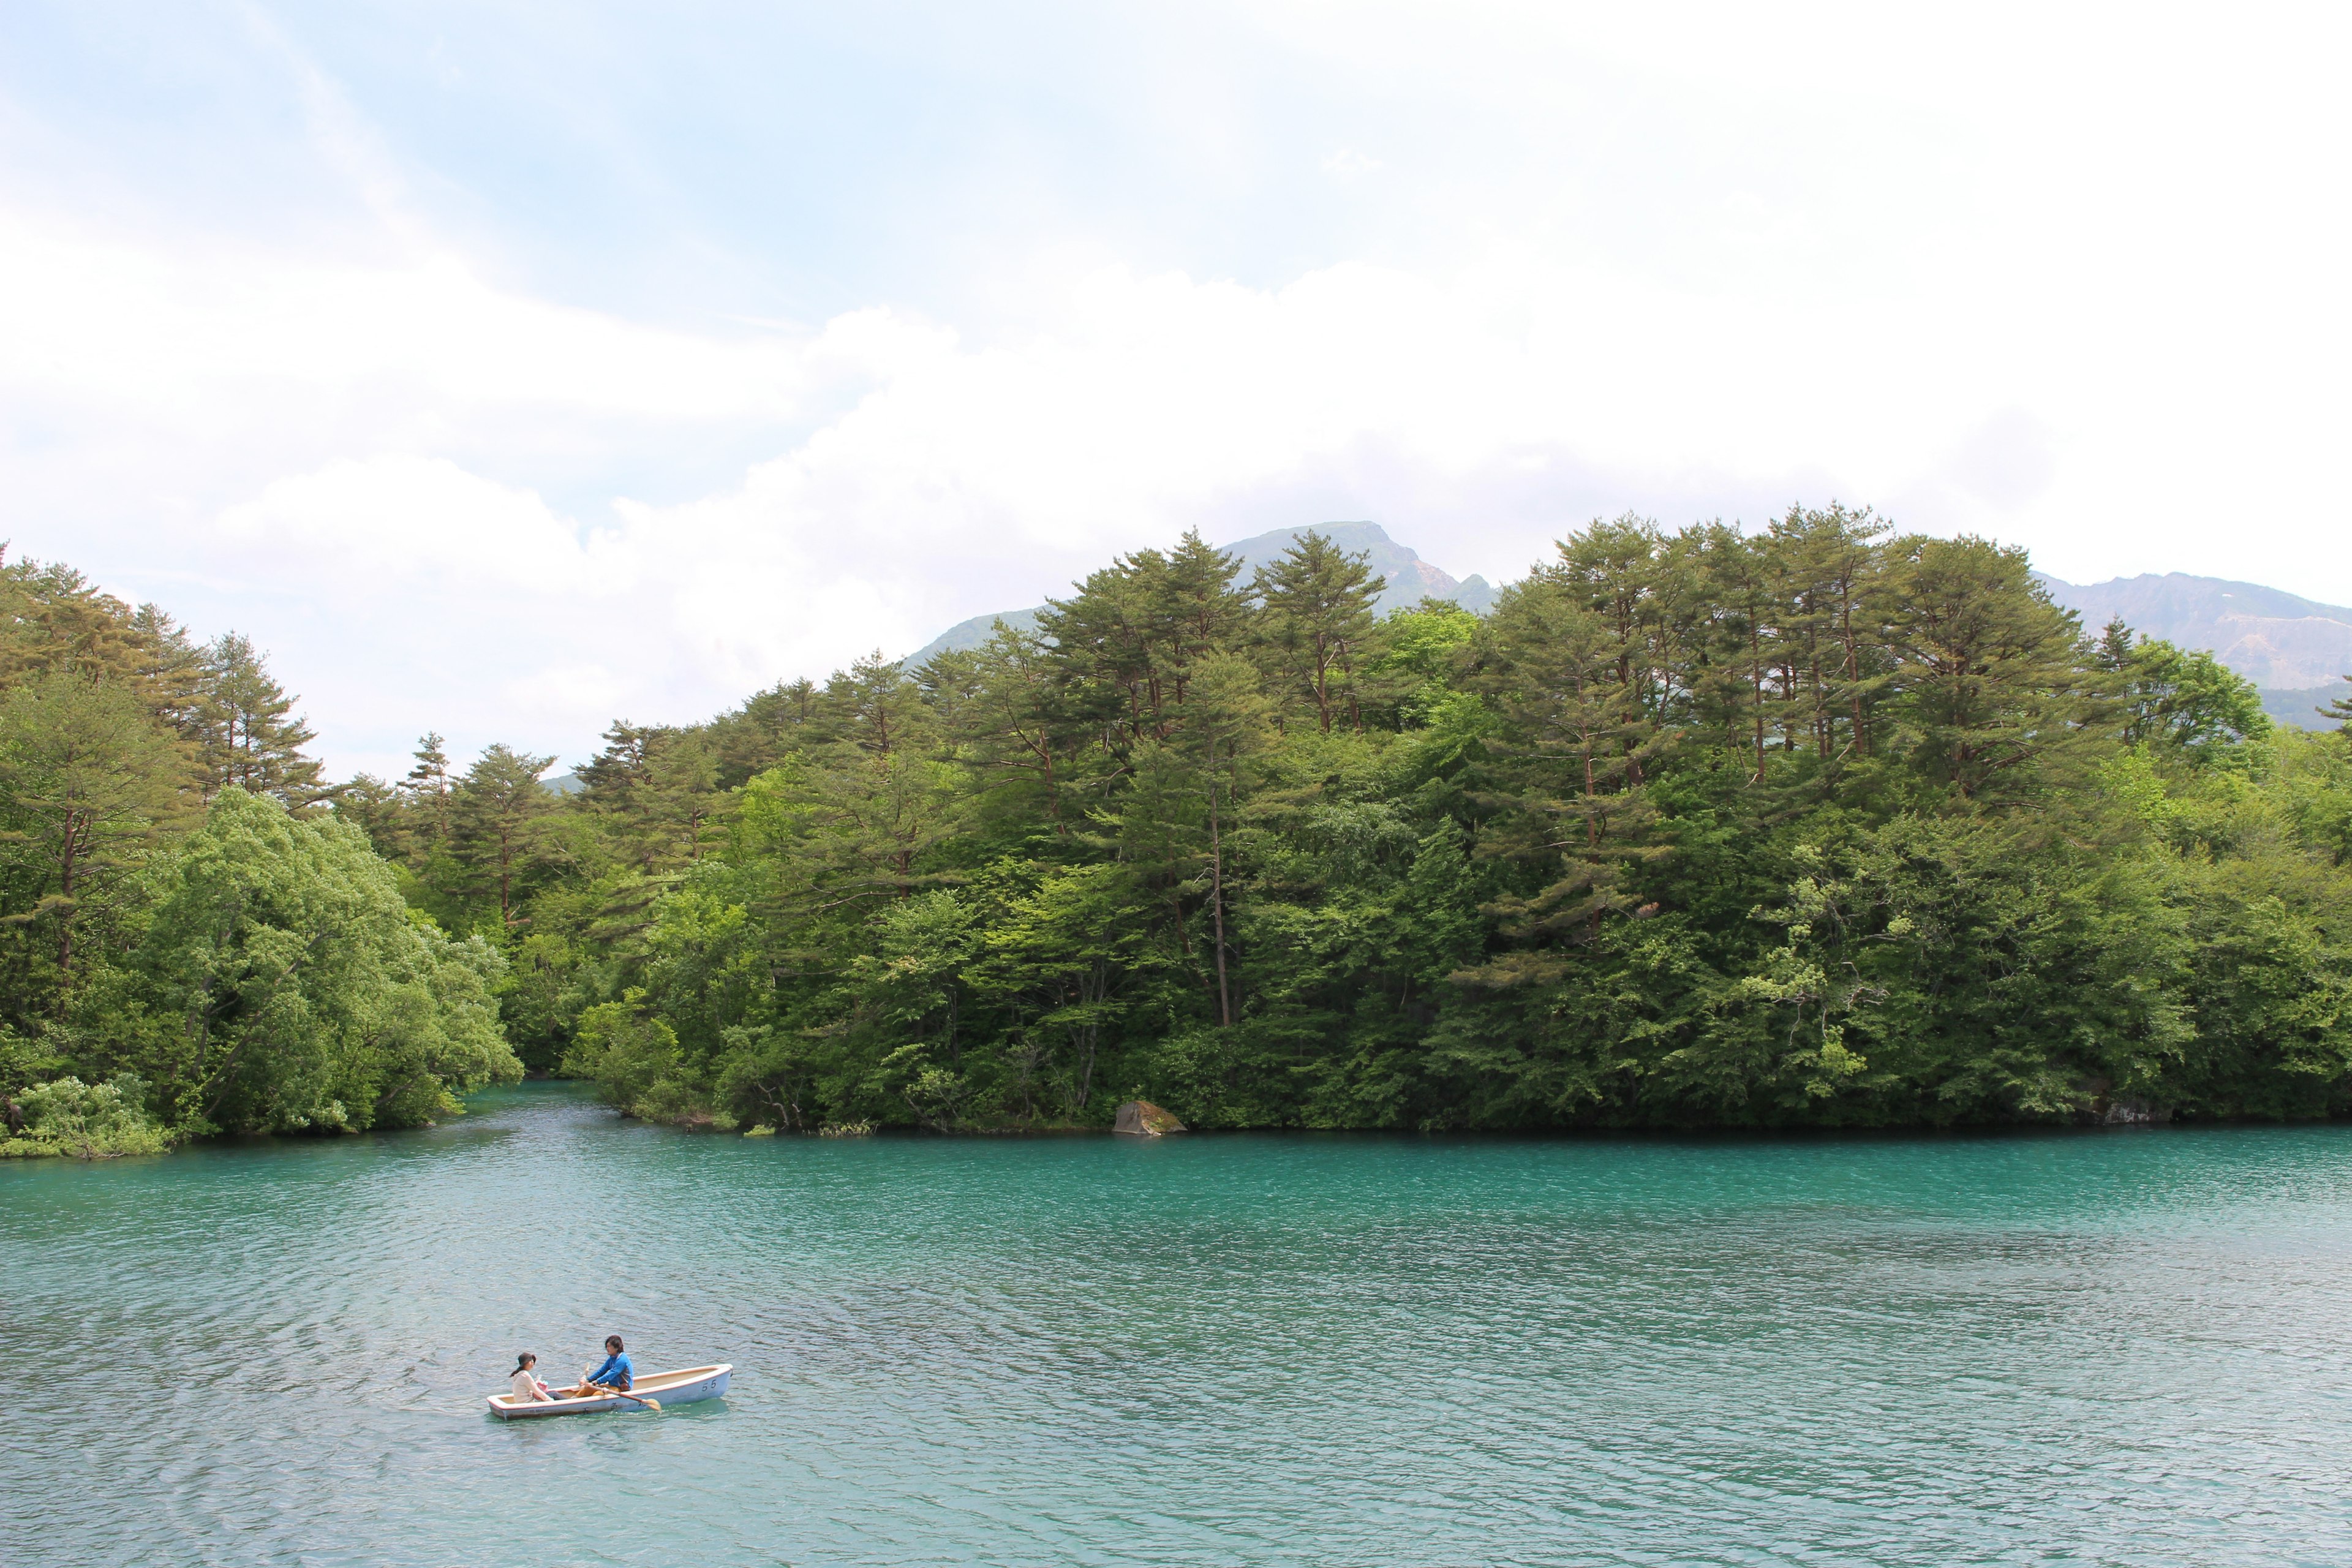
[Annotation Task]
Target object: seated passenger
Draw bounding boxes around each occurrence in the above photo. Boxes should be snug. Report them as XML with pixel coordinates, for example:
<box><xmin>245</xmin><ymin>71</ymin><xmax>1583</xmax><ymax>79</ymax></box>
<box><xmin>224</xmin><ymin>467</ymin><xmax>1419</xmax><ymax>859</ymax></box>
<box><xmin>509</xmin><ymin>1352</ymin><xmax>552</xmax><ymax>1403</ymax></box>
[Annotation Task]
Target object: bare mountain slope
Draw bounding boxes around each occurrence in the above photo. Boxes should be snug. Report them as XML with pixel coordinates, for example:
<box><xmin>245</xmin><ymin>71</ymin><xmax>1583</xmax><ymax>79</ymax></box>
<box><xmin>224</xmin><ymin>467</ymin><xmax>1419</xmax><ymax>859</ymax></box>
<box><xmin>2039</xmin><ymin>572</ymin><xmax>2352</xmax><ymax>727</ymax></box>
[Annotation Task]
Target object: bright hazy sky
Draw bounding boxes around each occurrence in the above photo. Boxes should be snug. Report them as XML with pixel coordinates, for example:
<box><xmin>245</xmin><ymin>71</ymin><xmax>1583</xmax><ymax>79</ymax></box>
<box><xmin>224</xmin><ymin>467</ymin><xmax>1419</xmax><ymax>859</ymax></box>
<box><xmin>5</xmin><ymin>2</ymin><xmax>2346</xmax><ymax>778</ymax></box>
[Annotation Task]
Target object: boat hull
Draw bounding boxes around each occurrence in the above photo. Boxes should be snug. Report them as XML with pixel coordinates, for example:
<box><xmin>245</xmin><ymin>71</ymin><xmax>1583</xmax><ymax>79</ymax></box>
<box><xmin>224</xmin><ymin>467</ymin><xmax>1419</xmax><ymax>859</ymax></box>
<box><xmin>487</xmin><ymin>1363</ymin><xmax>731</xmax><ymax>1419</ymax></box>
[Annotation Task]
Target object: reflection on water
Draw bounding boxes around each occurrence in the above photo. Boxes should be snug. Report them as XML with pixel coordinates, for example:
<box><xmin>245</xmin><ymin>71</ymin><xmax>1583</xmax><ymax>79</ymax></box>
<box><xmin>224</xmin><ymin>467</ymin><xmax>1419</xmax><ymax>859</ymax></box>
<box><xmin>6</xmin><ymin>1084</ymin><xmax>2352</xmax><ymax>1566</ymax></box>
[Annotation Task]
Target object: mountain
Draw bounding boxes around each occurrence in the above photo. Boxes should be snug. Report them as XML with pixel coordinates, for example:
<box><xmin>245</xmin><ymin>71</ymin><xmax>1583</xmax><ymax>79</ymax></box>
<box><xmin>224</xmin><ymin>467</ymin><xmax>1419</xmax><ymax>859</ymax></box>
<box><xmin>904</xmin><ymin>522</ymin><xmax>1495</xmax><ymax>665</ymax></box>
<box><xmin>908</xmin><ymin>606</ymin><xmax>1049</xmax><ymax>663</ymax></box>
<box><xmin>1223</xmin><ymin>521</ymin><xmax>1498</xmax><ymax>617</ymax></box>
<box><xmin>2038</xmin><ymin>572</ymin><xmax>2352</xmax><ymax>728</ymax></box>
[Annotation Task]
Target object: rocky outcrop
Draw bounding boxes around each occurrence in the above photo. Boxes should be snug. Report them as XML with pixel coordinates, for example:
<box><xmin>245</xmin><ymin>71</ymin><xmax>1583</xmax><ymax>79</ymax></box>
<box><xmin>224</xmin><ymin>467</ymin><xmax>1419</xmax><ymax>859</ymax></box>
<box><xmin>1114</xmin><ymin>1100</ymin><xmax>1186</xmax><ymax>1136</ymax></box>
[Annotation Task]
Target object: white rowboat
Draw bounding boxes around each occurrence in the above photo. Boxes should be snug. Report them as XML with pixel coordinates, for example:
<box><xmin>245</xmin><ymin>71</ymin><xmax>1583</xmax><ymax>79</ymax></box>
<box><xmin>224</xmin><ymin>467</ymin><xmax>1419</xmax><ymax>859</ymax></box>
<box><xmin>486</xmin><ymin>1363</ymin><xmax>732</xmax><ymax>1419</ymax></box>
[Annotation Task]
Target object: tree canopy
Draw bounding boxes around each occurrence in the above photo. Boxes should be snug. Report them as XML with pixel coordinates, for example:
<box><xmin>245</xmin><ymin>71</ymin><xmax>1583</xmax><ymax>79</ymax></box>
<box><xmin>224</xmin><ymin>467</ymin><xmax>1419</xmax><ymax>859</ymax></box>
<box><xmin>0</xmin><ymin>553</ymin><xmax>518</xmax><ymax>1150</ymax></box>
<box><xmin>326</xmin><ymin>516</ymin><xmax>2352</xmax><ymax>1132</ymax></box>
<box><xmin>6</xmin><ymin>516</ymin><xmax>2351</xmax><ymax>1148</ymax></box>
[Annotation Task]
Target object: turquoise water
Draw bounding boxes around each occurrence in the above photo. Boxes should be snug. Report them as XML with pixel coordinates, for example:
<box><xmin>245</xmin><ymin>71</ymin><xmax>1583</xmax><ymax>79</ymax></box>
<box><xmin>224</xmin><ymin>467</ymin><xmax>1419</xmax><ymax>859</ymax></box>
<box><xmin>6</xmin><ymin>1086</ymin><xmax>2352</xmax><ymax>1566</ymax></box>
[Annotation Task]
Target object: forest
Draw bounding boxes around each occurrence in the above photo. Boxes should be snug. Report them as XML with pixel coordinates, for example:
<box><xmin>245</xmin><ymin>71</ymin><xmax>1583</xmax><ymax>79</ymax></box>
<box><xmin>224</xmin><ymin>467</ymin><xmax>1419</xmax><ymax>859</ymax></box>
<box><xmin>5</xmin><ymin>508</ymin><xmax>2352</xmax><ymax>1152</ymax></box>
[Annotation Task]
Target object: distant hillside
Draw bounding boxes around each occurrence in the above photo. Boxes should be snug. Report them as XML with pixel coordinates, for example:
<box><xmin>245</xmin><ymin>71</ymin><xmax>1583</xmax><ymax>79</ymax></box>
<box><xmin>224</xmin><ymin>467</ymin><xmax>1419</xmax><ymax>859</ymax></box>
<box><xmin>1221</xmin><ymin>522</ymin><xmax>1498</xmax><ymax>617</ymax></box>
<box><xmin>2039</xmin><ymin>572</ymin><xmax>2352</xmax><ymax>728</ymax></box>
<box><xmin>905</xmin><ymin>522</ymin><xmax>1495</xmax><ymax>665</ymax></box>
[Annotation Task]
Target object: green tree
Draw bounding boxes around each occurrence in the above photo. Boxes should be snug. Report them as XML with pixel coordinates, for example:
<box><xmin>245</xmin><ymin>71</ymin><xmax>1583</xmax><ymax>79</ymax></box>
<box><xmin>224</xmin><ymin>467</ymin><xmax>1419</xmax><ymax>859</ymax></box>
<box><xmin>1256</xmin><ymin>531</ymin><xmax>1381</xmax><ymax>733</ymax></box>
<box><xmin>1886</xmin><ymin>537</ymin><xmax>2100</xmax><ymax>802</ymax></box>
<box><xmin>941</xmin><ymin>624</ymin><xmax>1082</xmax><ymax>832</ymax></box>
<box><xmin>1365</xmin><ymin>598</ymin><xmax>1480</xmax><ymax>728</ymax></box>
<box><xmin>2316</xmin><ymin>675</ymin><xmax>2352</xmax><ymax>730</ymax></box>
<box><xmin>735</xmin><ymin>655</ymin><xmax>967</xmax><ymax>915</ymax></box>
<box><xmin>581</xmin><ymin>724</ymin><xmax>728</xmax><ymax>871</ymax></box>
<box><xmin>562</xmin><ymin>990</ymin><xmax>684</xmax><ymax>1120</ymax></box>
<box><xmin>1172</xmin><ymin>650</ymin><xmax>1276</xmax><ymax>1025</ymax></box>
<box><xmin>451</xmin><ymin>744</ymin><xmax>557</xmax><ymax>930</ymax></box>
<box><xmin>134</xmin><ymin>788</ymin><xmax>519</xmax><ymax>1134</ymax></box>
<box><xmin>301</xmin><ymin>514</ymin><xmax>2352</xmax><ymax>1139</ymax></box>
<box><xmin>0</xmin><ymin>673</ymin><xmax>185</xmax><ymax>1006</ymax></box>
<box><xmin>1766</xmin><ymin>503</ymin><xmax>1894</xmax><ymax>759</ymax></box>
<box><xmin>2098</xmin><ymin>621</ymin><xmax>2272</xmax><ymax>762</ymax></box>
<box><xmin>401</xmin><ymin>732</ymin><xmax>456</xmax><ymax>853</ymax></box>
<box><xmin>198</xmin><ymin>633</ymin><xmax>332</xmax><ymax>808</ymax></box>
<box><xmin>1468</xmin><ymin>575</ymin><xmax>1670</xmax><ymax>954</ymax></box>
<box><xmin>971</xmin><ymin>864</ymin><xmax>1155</xmax><ymax>1119</ymax></box>
<box><xmin>0</xmin><ymin>553</ymin><xmax>147</xmax><ymax>688</ymax></box>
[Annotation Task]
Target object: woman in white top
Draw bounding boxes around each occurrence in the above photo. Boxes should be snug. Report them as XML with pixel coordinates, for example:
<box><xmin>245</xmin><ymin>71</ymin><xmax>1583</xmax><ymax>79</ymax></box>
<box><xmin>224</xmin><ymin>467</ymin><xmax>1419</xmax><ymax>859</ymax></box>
<box><xmin>510</xmin><ymin>1352</ymin><xmax>552</xmax><ymax>1402</ymax></box>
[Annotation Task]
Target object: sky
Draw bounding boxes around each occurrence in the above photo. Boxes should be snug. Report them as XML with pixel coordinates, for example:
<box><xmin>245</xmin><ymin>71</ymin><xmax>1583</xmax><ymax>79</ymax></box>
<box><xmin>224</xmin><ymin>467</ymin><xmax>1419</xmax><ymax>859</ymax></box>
<box><xmin>4</xmin><ymin>1</ymin><xmax>2347</xmax><ymax>780</ymax></box>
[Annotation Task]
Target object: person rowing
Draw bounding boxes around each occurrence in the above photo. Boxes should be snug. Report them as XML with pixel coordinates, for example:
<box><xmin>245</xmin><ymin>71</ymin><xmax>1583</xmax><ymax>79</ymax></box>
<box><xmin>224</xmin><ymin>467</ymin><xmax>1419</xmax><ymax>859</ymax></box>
<box><xmin>567</xmin><ymin>1334</ymin><xmax>633</xmax><ymax>1397</ymax></box>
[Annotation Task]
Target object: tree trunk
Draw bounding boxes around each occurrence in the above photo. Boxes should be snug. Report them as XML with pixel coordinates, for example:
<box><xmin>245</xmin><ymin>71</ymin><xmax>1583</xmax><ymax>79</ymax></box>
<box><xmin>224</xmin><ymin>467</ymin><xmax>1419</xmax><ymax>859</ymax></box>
<box><xmin>497</xmin><ymin>829</ymin><xmax>514</xmax><ymax>927</ymax></box>
<box><xmin>1749</xmin><ymin>621</ymin><xmax>1768</xmax><ymax>782</ymax></box>
<box><xmin>55</xmin><ymin>809</ymin><xmax>83</xmax><ymax>996</ymax></box>
<box><xmin>1209</xmin><ymin>750</ymin><xmax>1232</xmax><ymax>1029</ymax></box>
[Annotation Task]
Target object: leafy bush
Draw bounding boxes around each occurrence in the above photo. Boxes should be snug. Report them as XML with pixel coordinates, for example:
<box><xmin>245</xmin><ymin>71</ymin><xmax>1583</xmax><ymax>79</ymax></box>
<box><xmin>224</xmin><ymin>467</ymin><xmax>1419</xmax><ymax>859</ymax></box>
<box><xmin>2</xmin><ymin>1074</ymin><xmax>169</xmax><ymax>1159</ymax></box>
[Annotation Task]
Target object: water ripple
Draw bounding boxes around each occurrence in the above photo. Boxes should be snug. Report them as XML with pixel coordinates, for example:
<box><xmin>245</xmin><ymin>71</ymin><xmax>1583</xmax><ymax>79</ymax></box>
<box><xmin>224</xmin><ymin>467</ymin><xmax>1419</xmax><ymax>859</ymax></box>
<box><xmin>6</xmin><ymin>1087</ymin><xmax>2352</xmax><ymax>1565</ymax></box>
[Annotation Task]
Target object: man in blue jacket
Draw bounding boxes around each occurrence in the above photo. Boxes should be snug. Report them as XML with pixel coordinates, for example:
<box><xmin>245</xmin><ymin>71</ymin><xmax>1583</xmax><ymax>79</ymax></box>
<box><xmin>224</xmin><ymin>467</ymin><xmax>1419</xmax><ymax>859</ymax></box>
<box><xmin>570</xmin><ymin>1335</ymin><xmax>633</xmax><ymax>1395</ymax></box>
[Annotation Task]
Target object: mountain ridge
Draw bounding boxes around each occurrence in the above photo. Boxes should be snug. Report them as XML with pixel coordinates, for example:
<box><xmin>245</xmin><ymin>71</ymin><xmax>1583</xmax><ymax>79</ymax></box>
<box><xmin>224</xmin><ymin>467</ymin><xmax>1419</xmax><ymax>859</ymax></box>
<box><xmin>2035</xmin><ymin>571</ymin><xmax>2352</xmax><ymax>726</ymax></box>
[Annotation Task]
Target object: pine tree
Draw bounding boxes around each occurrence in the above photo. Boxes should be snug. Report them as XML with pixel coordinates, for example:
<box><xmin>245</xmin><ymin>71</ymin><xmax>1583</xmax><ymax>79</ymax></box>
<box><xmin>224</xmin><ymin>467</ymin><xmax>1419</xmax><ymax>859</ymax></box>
<box><xmin>578</xmin><ymin>721</ymin><xmax>680</xmax><ymax>871</ymax></box>
<box><xmin>1154</xmin><ymin>529</ymin><xmax>1254</xmax><ymax>708</ymax></box>
<box><xmin>1169</xmin><ymin>651</ymin><xmax>1276</xmax><ymax>1025</ymax></box>
<box><xmin>0</xmin><ymin>673</ymin><xmax>183</xmax><ymax>1005</ymax></box>
<box><xmin>126</xmin><ymin>604</ymin><xmax>211</xmax><ymax>744</ymax></box>
<box><xmin>331</xmin><ymin>773</ymin><xmax>405</xmax><ymax>858</ymax></box>
<box><xmin>397</xmin><ymin>732</ymin><xmax>455</xmax><ymax>861</ymax></box>
<box><xmin>735</xmin><ymin>654</ymin><xmax>968</xmax><ymax>921</ymax></box>
<box><xmin>1255</xmin><ymin>530</ymin><xmax>1380</xmax><ymax>733</ymax></box>
<box><xmin>451</xmin><ymin>744</ymin><xmax>557</xmax><ymax>929</ymax></box>
<box><xmin>642</xmin><ymin>728</ymin><xmax>724</xmax><ymax>866</ymax></box>
<box><xmin>0</xmin><ymin>553</ymin><xmax>145</xmax><ymax>688</ymax></box>
<box><xmin>198</xmin><ymin>633</ymin><xmax>331</xmax><ymax>808</ymax></box>
<box><xmin>1700</xmin><ymin>527</ymin><xmax>1792</xmax><ymax>780</ymax></box>
<box><xmin>1885</xmin><ymin>536</ymin><xmax>2102</xmax><ymax>802</ymax></box>
<box><xmin>1768</xmin><ymin>504</ymin><xmax>1893</xmax><ymax>760</ymax></box>
<box><xmin>946</xmin><ymin>622</ymin><xmax>1082</xmax><ymax>831</ymax></box>
<box><xmin>708</xmin><ymin>677</ymin><xmax>824</xmax><ymax>788</ymax></box>
<box><xmin>2318</xmin><ymin>676</ymin><xmax>2352</xmax><ymax>731</ymax></box>
<box><xmin>1467</xmin><ymin>577</ymin><xmax>1670</xmax><ymax>950</ymax></box>
<box><xmin>1040</xmin><ymin>552</ymin><xmax>1168</xmax><ymax>744</ymax></box>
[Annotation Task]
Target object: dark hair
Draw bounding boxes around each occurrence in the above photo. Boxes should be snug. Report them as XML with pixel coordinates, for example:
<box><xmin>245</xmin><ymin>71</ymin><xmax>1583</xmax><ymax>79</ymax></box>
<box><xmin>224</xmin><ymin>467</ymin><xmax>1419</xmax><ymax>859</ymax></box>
<box><xmin>514</xmin><ymin>1352</ymin><xmax>536</xmax><ymax>1371</ymax></box>
<box><xmin>606</xmin><ymin>1335</ymin><xmax>624</xmax><ymax>1352</ymax></box>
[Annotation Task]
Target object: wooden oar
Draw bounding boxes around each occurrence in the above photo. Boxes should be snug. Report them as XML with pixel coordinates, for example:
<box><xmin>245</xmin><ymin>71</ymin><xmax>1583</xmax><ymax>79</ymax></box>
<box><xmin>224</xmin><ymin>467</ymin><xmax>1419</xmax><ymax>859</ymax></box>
<box><xmin>586</xmin><ymin>1379</ymin><xmax>660</xmax><ymax>1411</ymax></box>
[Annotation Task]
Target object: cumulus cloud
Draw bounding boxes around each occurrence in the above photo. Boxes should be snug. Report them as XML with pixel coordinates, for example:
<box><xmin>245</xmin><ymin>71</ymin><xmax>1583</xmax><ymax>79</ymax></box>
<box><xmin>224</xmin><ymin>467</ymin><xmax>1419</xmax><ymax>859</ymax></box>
<box><xmin>25</xmin><ymin>224</ymin><xmax>2344</xmax><ymax>779</ymax></box>
<box><xmin>0</xmin><ymin>221</ymin><xmax>809</xmax><ymax>422</ymax></box>
<box><xmin>221</xmin><ymin>457</ymin><xmax>615</xmax><ymax>597</ymax></box>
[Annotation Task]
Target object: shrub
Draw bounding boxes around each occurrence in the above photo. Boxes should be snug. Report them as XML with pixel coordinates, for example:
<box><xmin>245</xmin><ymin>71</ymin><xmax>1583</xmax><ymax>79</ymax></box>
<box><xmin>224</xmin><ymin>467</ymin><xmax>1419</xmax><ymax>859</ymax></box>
<box><xmin>3</xmin><ymin>1074</ymin><xmax>170</xmax><ymax>1159</ymax></box>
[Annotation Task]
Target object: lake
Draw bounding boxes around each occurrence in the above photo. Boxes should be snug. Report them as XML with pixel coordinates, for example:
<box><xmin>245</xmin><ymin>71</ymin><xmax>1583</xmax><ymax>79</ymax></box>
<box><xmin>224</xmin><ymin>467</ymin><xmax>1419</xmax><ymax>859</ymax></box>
<box><xmin>5</xmin><ymin>1084</ymin><xmax>2351</xmax><ymax>1566</ymax></box>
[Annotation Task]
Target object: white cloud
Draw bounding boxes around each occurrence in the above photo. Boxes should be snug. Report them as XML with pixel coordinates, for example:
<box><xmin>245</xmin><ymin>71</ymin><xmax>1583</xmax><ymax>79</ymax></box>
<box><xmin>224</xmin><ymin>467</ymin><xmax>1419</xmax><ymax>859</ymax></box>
<box><xmin>220</xmin><ymin>456</ymin><xmax>616</xmax><ymax>598</ymax></box>
<box><xmin>37</xmin><ymin>226</ymin><xmax>2352</xmax><ymax>777</ymax></box>
<box><xmin>0</xmin><ymin>221</ymin><xmax>810</xmax><ymax>421</ymax></box>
